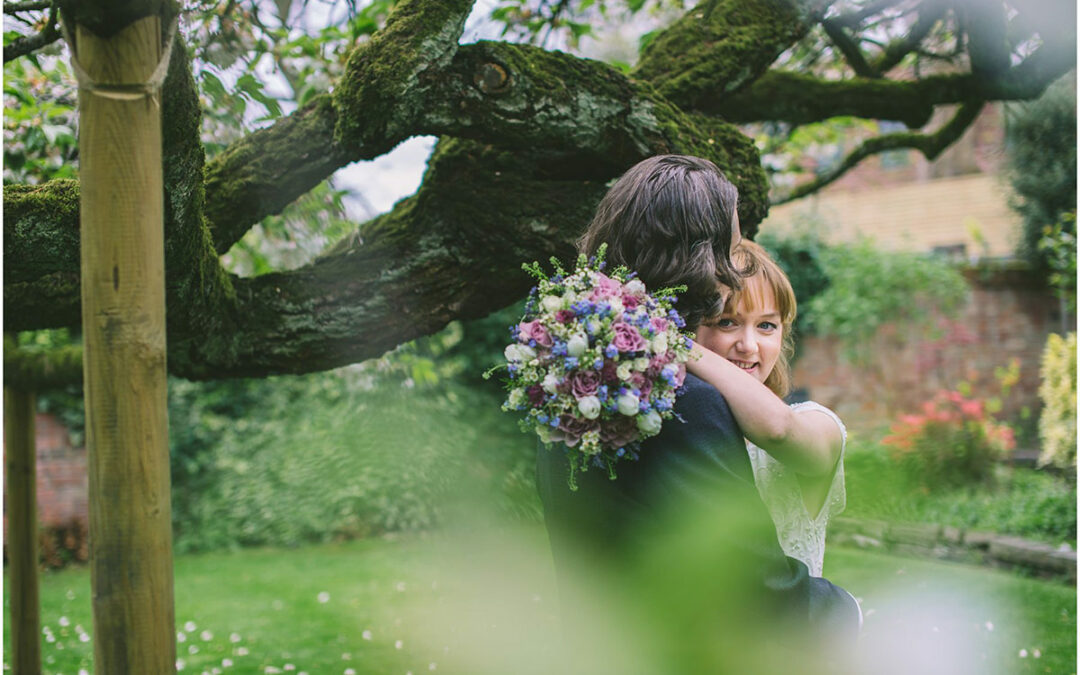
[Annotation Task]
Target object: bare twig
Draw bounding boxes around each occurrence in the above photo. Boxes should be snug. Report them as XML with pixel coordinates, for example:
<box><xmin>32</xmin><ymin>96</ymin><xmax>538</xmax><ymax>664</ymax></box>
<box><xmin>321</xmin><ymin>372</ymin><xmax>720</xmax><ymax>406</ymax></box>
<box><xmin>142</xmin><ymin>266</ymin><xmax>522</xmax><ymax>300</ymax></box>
<box><xmin>3</xmin><ymin>4</ymin><xmax>60</xmax><ymax>63</ymax></box>
<box><xmin>822</xmin><ymin>17</ymin><xmax>878</xmax><ymax>76</ymax></box>
<box><xmin>871</xmin><ymin>0</ymin><xmax>949</xmax><ymax>74</ymax></box>
<box><xmin>772</xmin><ymin>101</ymin><xmax>984</xmax><ymax>205</ymax></box>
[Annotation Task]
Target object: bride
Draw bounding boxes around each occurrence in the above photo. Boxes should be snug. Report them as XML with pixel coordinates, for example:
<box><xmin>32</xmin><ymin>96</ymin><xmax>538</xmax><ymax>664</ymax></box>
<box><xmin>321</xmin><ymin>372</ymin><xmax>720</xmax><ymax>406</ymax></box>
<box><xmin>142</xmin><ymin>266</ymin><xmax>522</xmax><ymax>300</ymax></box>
<box><xmin>688</xmin><ymin>239</ymin><xmax>847</xmax><ymax>578</ymax></box>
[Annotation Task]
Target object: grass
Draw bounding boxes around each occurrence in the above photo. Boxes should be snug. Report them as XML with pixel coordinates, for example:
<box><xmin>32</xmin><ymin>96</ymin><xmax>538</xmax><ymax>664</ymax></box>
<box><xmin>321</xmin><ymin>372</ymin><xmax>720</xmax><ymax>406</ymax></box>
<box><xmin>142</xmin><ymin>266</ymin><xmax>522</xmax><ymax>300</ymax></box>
<box><xmin>5</xmin><ymin>526</ymin><xmax>1076</xmax><ymax>674</ymax></box>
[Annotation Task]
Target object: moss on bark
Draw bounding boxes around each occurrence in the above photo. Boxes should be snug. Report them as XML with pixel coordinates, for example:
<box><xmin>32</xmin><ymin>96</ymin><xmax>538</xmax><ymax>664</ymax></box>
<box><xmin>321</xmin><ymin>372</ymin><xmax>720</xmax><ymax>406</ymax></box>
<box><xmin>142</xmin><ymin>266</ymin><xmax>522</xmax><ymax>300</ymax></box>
<box><xmin>4</xmin><ymin>181</ymin><xmax>80</xmax><ymax>284</ymax></box>
<box><xmin>3</xmin><ymin>335</ymin><xmax>83</xmax><ymax>390</ymax></box>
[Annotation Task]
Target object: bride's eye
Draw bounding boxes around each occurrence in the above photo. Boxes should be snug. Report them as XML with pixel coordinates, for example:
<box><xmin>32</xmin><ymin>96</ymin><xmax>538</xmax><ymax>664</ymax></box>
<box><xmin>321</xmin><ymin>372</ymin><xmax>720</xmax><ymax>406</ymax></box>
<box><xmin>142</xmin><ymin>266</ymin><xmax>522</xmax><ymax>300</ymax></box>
<box><xmin>758</xmin><ymin>321</ymin><xmax>778</xmax><ymax>332</ymax></box>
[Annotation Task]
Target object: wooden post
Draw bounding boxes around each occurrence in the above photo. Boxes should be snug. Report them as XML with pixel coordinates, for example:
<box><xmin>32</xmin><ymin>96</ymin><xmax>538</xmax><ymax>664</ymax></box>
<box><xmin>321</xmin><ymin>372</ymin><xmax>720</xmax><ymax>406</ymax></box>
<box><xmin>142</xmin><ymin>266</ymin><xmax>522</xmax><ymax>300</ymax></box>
<box><xmin>5</xmin><ymin>386</ymin><xmax>41</xmax><ymax>675</ymax></box>
<box><xmin>76</xmin><ymin>16</ymin><xmax>176</xmax><ymax>674</ymax></box>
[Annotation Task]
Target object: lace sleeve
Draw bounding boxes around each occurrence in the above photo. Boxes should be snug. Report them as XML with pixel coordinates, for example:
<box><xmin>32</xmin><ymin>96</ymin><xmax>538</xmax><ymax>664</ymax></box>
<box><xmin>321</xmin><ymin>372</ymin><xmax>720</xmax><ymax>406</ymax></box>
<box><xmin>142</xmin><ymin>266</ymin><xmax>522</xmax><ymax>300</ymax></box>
<box><xmin>789</xmin><ymin>400</ymin><xmax>847</xmax><ymax>519</ymax></box>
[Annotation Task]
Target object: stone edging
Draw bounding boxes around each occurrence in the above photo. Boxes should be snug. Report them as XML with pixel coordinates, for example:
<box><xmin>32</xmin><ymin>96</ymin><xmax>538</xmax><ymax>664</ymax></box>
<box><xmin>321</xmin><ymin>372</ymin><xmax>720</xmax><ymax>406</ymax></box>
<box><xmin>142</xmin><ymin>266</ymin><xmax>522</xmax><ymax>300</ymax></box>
<box><xmin>829</xmin><ymin>517</ymin><xmax>1077</xmax><ymax>583</ymax></box>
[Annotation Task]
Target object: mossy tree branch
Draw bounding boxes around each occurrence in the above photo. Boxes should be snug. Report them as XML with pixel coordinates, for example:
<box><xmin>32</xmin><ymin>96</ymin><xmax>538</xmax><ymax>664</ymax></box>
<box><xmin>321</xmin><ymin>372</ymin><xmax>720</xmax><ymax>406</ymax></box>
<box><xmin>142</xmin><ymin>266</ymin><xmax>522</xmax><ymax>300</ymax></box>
<box><xmin>4</xmin><ymin>335</ymin><xmax>83</xmax><ymax>390</ymax></box>
<box><xmin>772</xmin><ymin>100</ymin><xmax>984</xmax><ymax>205</ymax></box>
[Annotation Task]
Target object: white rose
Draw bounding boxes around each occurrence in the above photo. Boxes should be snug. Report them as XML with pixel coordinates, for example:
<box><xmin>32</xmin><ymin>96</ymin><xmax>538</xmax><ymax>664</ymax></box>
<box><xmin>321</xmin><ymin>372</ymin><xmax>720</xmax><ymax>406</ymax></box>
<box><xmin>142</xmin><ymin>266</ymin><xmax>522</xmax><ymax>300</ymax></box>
<box><xmin>625</xmin><ymin>279</ymin><xmax>646</xmax><ymax>296</ymax></box>
<box><xmin>504</xmin><ymin>344</ymin><xmax>537</xmax><ymax>363</ymax></box>
<box><xmin>608</xmin><ymin>297</ymin><xmax>624</xmax><ymax>316</ymax></box>
<box><xmin>542</xmin><ymin>373</ymin><xmax>561</xmax><ymax>394</ymax></box>
<box><xmin>567</xmin><ymin>333</ymin><xmax>588</xmax><ymax>357</ymax></box>
<box><xmin>651</xmin><ymin>332</ymin><xmax>668</xmax><ymax>354</ymax></box>
<box><xmin>633</xmin><ymin>357</ymin><xmax>650</xmax><ymax>371</ymax></box>
<box><xmin>636</xmin><ymin>409</ymin><xmax>662</xmax><ymax>435</ymax></box>
<box><xmin>578</xmin><ymin>395</ymin><xmax>602</xmax><ymax>420</ymax></box>
<box><xmin>616</xmin><ymin>362</ymin><xmax>633</xmax><ymax>381</ymax></box>
<box><xmin>542</xmin><ymin>295</ymin><xmax>564</xmax><ymax>314</ymax></box>
<box><xmin>508</xmin><ymin>388</ymin><xmax>526</xmax><ymax>407</ymax></box>
<box><xmin>617</xmin><ymin>393</ymin><xmax>640</xmax><ymax>416</ymax></box>
<box><xmin>562</xmin><ymin>291</ymin><xmax>578</xmax><ymax>305</ymax></box>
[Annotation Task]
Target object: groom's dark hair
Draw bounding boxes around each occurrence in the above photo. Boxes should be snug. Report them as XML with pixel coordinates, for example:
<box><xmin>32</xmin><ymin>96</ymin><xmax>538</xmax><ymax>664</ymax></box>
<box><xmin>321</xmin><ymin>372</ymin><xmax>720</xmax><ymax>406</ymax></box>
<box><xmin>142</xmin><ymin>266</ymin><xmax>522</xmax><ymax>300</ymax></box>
<box><xmin>578</xmin><ymin>154</ymin><xmax>742</xmax><ymax>329</ymax></box>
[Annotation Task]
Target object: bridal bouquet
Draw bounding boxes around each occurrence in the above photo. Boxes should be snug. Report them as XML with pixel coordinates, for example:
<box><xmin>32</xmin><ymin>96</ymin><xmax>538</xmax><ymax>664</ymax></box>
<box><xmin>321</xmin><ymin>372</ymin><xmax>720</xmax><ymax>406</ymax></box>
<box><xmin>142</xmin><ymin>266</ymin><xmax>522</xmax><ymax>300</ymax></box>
<box><xmin>489</xmin><ymin>246</ymin><xmax>691</xmax><ymax>489</ymax></box>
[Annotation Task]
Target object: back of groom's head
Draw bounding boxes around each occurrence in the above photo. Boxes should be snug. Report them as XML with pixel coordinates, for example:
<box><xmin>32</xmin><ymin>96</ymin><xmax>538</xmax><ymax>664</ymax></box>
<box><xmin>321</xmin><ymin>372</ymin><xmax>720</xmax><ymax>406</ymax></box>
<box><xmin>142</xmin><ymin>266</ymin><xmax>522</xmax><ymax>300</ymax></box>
<box><xmin>578</xmin><ymin>155</ymin><xmax>741</xmax><ymax>329</ymax></box>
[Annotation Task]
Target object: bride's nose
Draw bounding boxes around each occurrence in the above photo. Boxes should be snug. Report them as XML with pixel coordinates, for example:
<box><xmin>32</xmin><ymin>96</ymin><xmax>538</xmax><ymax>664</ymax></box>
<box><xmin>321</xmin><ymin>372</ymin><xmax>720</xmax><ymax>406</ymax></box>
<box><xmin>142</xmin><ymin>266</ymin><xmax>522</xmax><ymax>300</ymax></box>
<box><xmin>734</xmin><ymin>328</ymin><xmax>758</xmax><ymax>355</ymax></box>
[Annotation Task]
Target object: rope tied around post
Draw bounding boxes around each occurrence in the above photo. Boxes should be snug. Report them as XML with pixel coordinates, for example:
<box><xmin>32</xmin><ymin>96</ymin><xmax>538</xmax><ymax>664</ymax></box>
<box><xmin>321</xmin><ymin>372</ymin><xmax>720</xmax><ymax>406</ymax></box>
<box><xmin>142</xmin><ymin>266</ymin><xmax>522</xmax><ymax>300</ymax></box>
<box><xmin>60</xmin><ymin>15</ymin><xmax>178</xmax><ymax>106</ymax></box>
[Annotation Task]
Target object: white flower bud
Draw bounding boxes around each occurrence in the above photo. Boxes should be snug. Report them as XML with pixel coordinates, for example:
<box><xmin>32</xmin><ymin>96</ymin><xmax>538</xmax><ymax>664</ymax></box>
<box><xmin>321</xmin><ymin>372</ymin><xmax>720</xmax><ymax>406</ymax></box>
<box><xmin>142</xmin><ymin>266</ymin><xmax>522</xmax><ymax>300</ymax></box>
<box><xmin>567</xmin><ymin>333</ymin><xmax>588</xmax><ymax>357</ymax></box>
<box><xmin>617</xmin><ymin>393</ymin><xmax>640</xmax><ymax>416</ymax></box>
<box><xmin>578</xmin><ymin>396</ymin><xmax>602</xmax><ymax>419</ymax></box>
<box><xmin>608</xmin><ymin>298</ymin><xmax>624</xmax><ymax>316</ymax></box>
<box><xmin>508</xmin><ymin>388</ymin><xmax>526</xmax><ymax>407</ymax></box>
<box><xmin>541</xmin><ymin>295</ymin><xmax>563</xmax><ymax>313</ymax></box>
<box><xmin>651</xmin><ymin>332</ymin><xmax>668</xmax><ymax>354</ymax></box>
<box><xmin>625</xmin><ymin>279</ymin><xmax>646</xmax><ymax>295</ymax></box>
<box><xmin>616</xmin><ymin>362</ymin><xmax>633</xmax><ymax>381</ymax></box>
<box><xmin>542</xmin><ymin>373</ymin><xmax>561</xmax><ymax>394</ymax></box>
<box><xmin>636</xmin><ymin>409</ymin><xmax>662</xmax><ymax>436</ymax></box>
<box><xmin>633</xmin><ymin>357</ymin><xmax>650</xmax><ymax>371</ymax></box>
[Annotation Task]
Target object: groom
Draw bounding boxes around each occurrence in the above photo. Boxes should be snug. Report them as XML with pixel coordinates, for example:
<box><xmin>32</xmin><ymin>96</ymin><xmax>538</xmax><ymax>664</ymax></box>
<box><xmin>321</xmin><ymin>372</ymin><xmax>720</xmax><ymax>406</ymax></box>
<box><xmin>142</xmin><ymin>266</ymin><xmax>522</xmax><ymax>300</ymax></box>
<box><xmin>535</xmin><ymin>155</ymin><xmax>859</xmax><ymax>662</ymax></box>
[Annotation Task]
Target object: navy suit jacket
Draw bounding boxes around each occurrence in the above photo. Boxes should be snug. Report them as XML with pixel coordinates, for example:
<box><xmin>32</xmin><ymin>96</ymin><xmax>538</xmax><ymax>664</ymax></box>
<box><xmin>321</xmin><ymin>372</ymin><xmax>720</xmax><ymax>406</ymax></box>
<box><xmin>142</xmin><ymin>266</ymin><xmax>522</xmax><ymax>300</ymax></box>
<box><xmin>536</xmin><ymin>373</ymin><xmax>813</xmax><ymax>623</ymax></box>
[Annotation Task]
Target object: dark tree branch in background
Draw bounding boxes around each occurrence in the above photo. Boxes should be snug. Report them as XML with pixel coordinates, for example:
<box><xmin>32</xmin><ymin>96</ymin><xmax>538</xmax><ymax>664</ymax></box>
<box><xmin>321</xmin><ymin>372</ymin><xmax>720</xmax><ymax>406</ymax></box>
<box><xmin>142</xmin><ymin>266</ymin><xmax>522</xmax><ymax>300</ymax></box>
<box><xmin>830</xmin><ymin>0</ymin><xmax>906</xmax><ymax>29</ymax></box>
<box><xmin>773</xmin><ymin>100</ymin><xmax>984</xmax><ymax>205</ymax></box>
<box><xmin>822</xmin><ymin>18</ymin><xmax>877</xmax><ymax>77</ymax></box>
<box><xmin>3</xmin><ymin>3</ymin><xmax>60</xmax><ymax>63</ymax></box>
<box><xmin>4</xmin><ymin>0</ymin><xmax>51</xmax><ymax>14</ymax></box>
<box><xmin>961</xmin><ymin>0</ymin><xmax>1011</xmax><ymax>77</ymax></box>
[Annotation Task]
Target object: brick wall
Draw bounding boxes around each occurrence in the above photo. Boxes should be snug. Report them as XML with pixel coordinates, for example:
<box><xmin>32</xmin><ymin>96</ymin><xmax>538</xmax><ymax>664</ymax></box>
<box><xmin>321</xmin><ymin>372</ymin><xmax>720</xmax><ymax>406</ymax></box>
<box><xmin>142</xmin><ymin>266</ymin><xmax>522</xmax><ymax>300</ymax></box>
<box><xmin>3</xmin><ymin>412</ymin><xmax>88</xmax><ymax>534</ymax></box>
<box><xmin>791</xmin><ymin>267</ymin><xmax>1065</xmax><ymax>437</ymax></box>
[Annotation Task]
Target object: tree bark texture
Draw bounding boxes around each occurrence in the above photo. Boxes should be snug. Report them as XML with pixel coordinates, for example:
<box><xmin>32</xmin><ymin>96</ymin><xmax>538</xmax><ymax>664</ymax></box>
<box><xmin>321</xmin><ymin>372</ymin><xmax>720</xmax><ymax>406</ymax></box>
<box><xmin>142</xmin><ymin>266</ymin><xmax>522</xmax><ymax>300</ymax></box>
<box><xmin>76</xmin><ymin>15</ymin><xmax>176</xmax><ymax>674</ymax></box>
<box><xmin>4</xmin><ymin>0</ymin><xmax>1077</xmax><ymax>380</ymax></box>
<box><xmin>4</xmin><ymin>387</ymin><xmax>41</xmax><ymax>675</ymax></box>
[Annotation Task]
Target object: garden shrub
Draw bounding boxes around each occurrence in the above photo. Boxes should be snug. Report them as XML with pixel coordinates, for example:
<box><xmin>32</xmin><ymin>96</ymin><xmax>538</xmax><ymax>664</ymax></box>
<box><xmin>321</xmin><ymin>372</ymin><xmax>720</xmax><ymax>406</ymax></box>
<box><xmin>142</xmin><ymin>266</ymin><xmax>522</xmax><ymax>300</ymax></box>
<box><xmin>882</xmin><ymin>388</ymin><xmax>1016</xmax><ymax>489</ymax></box>
<box><xmin>1038</xmin><ymin>332</ymin><xmax>1077</xmax><ymax>470</ymax></box>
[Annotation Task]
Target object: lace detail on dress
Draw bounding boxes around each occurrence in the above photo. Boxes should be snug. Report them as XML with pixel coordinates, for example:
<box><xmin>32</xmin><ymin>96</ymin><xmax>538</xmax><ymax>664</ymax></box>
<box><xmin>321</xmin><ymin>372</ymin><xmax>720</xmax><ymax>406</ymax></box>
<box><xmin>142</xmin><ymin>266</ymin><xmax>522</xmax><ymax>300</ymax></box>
<box><xmin>745</xmin><ymin>401</ymin><xmax>846</xmax><ymax>577</ymax></box>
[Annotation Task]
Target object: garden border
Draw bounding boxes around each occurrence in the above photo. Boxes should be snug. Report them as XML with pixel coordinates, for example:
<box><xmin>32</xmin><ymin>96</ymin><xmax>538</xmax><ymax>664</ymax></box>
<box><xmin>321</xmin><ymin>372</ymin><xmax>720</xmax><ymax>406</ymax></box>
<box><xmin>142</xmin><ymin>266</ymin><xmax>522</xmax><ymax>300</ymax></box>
<box><xmin>829</xmin><ymin>517</ymin><xmax>1077</xmax><ymax>584</ymax></box>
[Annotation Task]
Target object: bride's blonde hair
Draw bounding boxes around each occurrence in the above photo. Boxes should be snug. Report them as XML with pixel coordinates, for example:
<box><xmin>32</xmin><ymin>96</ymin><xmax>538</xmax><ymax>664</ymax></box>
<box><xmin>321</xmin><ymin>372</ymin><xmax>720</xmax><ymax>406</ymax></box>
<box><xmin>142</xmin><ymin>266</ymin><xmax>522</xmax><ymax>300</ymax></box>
<box><xmin>722</xmin><ymin>240</ymin><xmax>798</xmax><ymax>397</ymax></box>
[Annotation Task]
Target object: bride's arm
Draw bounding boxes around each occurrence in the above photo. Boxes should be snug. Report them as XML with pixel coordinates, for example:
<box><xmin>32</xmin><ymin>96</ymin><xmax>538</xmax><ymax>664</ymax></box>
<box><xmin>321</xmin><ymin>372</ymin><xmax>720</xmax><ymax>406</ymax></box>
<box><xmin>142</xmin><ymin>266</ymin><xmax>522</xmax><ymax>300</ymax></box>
<box><xmin>686</xmin><ymin>341</ymin><xmax>843</xmax><ymax>477</ymax></box>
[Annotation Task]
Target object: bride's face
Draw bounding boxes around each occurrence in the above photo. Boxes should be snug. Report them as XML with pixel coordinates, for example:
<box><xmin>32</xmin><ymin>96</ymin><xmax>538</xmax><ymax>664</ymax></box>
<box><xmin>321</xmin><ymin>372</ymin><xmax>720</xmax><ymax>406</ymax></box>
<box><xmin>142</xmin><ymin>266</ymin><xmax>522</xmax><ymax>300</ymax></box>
<box><xmin>695</xmin><ymin>276</ymin><xmax>783</xmax><ymax>384</ymax></box>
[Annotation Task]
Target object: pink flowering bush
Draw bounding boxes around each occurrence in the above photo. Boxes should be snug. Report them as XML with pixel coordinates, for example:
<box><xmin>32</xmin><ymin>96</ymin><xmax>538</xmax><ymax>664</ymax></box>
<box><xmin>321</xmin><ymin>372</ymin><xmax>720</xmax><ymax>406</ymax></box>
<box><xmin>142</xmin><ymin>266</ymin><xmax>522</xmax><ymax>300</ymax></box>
<box><xmin>882</xmin><ymin>388</ymin><xmax>1016</xmax><ymax>489</ymax></box>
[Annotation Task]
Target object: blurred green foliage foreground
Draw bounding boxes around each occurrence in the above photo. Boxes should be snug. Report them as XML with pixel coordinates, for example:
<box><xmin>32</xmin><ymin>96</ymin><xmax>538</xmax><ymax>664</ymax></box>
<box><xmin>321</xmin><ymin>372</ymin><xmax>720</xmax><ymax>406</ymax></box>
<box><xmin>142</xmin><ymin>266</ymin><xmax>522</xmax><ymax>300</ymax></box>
<box><xmin>5</xmin><ymin>525</ymin><xmax>1075</xmax><ymax>675</ymax></box>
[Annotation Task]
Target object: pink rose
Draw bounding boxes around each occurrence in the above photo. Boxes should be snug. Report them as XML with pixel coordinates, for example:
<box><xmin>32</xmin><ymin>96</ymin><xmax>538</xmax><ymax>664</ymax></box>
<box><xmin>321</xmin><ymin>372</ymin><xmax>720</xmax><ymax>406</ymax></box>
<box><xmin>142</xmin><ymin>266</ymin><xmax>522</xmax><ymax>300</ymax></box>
<box><xmin>646</xmin><ymin>353</ymin><xmax>672</xmax><ymax>378</ymax></box>
<box><xmin>611</xmin><ymin>322</ymin><xmax>648</xmax><ymax>353</ymax></box>
<box><xmin>622</xmin><ymin>293</ymin><xmax>640</xmax><ymax>310</ymax></box>
<box><xmin>555</xmin><ymin>309</ymin><xmax>576</xmax><ymax>324</ymax></box>
<box><xmin>527</xmin><ymin>385</ymin><xmax>546</xmax><ymax>407</ymax></box>
<box><xmin>650</xmin><ymin>317</ymin><xmax>668</xmax><ymax>334</ymax></box>
<box><xmin>590</xmin><ymin>273</ymin><xmax>622</xmax><ymax>300</ymax></box>
<box><xmin>518</xmin><ymin>320</ymin><xmax>553</xmax><ymax>347</ymax></box>
<box><xmin>570</xmin><ymin>369</ymin><xmax>601</xmax><ymax>399</ymax></box>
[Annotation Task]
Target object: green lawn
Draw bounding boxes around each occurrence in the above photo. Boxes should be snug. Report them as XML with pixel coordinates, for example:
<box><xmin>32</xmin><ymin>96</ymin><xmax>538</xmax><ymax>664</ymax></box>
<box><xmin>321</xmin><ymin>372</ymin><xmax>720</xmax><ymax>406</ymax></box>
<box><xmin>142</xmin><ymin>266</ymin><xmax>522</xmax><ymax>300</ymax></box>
<box><xmin>5</xmin><ymin>527</ymin><xmax>1075</xmax><ymax>674</ymax></box>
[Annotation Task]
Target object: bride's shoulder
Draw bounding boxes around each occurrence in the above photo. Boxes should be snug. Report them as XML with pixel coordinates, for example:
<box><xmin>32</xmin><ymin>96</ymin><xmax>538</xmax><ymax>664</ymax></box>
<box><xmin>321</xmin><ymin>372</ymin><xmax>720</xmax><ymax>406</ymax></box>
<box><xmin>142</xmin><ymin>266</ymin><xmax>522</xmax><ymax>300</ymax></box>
<box><xmin>788</xmin><ymin>400</ymin><xmax>846</xmax><ymax>437</ymax></box>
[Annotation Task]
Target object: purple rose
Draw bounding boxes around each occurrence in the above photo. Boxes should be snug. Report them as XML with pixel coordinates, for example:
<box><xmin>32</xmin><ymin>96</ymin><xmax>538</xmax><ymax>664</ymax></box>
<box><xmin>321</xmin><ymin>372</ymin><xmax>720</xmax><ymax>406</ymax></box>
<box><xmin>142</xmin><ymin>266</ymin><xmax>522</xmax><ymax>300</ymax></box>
<box><xmin>629</xmin><ymin>372</ymin><xmax>652</xmax><ymax>400</ymax></box>
<box><xmin>600</xmin><ymin>416</ymin><xmax>638</xmax><ymax>448</ymax></box>
<box><xmin>555</xmin><ymin>309</ymin><xmax>576</xmax><ymax>324</ymax></box>
<box><xmin>601</xmin><ymin>361</ymin><xmax>619</xmax><ymax>383</ymax></box>
<box><xmin>518</xmin><ymin>320</ymin><xmax>553</xmax><ymax>347</ymax></box>
<box><xmin>527</xmin><ymin>385</ymin><xmax>546</xmax><ymax>407</ymax></box>
<box><xmin>570</xmin><ymin>369</ymin><xmax>601</xmax><ymax>399</ymax></box>
<box><xmin>611</xmin><ymin>322</ymin><xmax>648</xmax><ymax>353</ymax></box>
<box><xmin>552</xmin><ymin>414</ymin><xmax>599</xmax><ymax>447</ymax></box>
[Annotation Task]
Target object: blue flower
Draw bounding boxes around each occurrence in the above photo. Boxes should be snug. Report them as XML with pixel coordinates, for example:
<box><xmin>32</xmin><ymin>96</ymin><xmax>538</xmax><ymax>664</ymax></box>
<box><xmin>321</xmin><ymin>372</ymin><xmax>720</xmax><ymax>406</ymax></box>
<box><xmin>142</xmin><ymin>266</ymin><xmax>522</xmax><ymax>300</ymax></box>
<box><xmin>604</xmin><ymin>344</ymin><xmax>618</xmax><ymax>359</ymax></box>
<box><xmin>593</xmin><ymin>358</ymin><xmax>604</xmax><ymax>370</ymax></box>
<box><xmin>552</xmin><ymin>341</ymin><xmax>568</xmax><ymax>356</ymax></box>
<box><xmin>537</xmin><ymin>413</ymin><xmax>549</xmax><ymax>424</ymax></box>
<box><xmin>616</xmin><ymin>448</ymin><xmax>626</xmax><ymax>457</ymax></box>
<box><xmin>598</xmin><ymin>385</ymin><xmax>609</xmax><ymax>402</ymax></box>
<box><xmin>564</xmin><ymin>356</ymin><xmax>578</xmax><ymax>369</ymax></box>
<box><xmin>549</xmin><ymin>417</ymin><xmax>560</xmax><ymax>427</ymax></box>
<box><xmin>655</xmin><ymin>398</ymin><xmax>672</xmax><ymax>411</ymax></box>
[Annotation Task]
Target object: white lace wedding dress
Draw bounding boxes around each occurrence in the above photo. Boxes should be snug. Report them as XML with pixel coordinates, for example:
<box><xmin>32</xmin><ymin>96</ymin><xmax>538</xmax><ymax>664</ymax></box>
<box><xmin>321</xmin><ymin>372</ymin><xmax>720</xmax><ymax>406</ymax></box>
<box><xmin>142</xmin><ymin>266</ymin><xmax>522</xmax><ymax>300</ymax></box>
<box><xmin>745</xmin><ymin>401</ymin><xmax>847</xmax><ymax>577</ymax></box>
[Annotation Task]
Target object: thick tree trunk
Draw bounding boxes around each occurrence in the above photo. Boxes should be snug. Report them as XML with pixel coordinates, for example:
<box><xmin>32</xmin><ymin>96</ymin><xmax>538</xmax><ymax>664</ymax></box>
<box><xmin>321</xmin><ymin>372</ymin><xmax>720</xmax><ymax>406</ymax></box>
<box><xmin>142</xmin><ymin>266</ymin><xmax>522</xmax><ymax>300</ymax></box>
<box><xmin>76</xmin><ymin>16</ymin><xmax>176</xmax><ymax>674</ymax></box>
<box><xmin>4</xmin><ymin>386</ymin><xmax>41</xmax><ymax>675</ymax></box>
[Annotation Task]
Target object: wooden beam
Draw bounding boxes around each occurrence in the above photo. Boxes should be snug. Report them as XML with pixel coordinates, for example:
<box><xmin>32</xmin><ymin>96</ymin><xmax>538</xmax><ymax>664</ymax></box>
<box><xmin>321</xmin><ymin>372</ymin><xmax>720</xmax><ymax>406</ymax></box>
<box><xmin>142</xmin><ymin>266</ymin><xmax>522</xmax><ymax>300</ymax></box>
<box><xmin>4</xmin><ymin>386</ymin><xmax>41</xmax><ymax>675</ymax></box>
<box><xmin>75</xmin><ymin>15</ymin><xmax>176</xmax><ymax>674</ymax></box>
